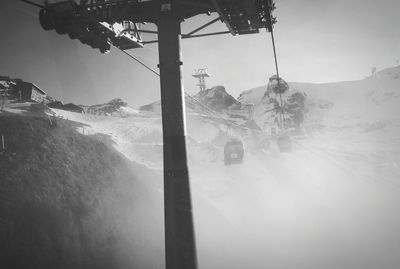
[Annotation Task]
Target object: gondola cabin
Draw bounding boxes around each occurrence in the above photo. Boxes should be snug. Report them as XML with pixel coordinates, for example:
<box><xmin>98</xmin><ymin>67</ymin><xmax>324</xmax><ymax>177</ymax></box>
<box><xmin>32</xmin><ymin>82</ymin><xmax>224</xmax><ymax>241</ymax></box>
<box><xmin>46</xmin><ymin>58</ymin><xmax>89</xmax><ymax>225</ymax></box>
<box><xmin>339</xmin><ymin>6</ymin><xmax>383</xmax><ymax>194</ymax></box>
<box><xmin>224</xmin><ymin>138</ymin><xmax>244</xmax><ymax>165</ymax></box>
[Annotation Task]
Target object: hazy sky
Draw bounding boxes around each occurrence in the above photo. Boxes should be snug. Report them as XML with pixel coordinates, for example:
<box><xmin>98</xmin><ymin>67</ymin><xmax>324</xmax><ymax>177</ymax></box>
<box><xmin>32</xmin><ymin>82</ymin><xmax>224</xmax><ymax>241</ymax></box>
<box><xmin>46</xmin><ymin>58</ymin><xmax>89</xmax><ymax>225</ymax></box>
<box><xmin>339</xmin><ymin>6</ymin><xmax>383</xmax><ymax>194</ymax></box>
<box><xmin>1</xmin><ymin>0</ymin><xmax>400</xmax><ymax>107</ymax></box>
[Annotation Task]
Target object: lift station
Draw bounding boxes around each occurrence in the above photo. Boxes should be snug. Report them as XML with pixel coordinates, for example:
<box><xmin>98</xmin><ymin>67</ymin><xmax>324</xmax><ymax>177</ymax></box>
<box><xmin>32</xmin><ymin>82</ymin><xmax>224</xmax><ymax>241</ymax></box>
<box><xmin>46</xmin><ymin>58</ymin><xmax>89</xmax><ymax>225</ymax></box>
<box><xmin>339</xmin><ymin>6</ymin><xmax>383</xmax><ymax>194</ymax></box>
<box><xmin>22</xmin><ymin>0</ymin><xmax>277</xmax><ymax>268</ymax></box>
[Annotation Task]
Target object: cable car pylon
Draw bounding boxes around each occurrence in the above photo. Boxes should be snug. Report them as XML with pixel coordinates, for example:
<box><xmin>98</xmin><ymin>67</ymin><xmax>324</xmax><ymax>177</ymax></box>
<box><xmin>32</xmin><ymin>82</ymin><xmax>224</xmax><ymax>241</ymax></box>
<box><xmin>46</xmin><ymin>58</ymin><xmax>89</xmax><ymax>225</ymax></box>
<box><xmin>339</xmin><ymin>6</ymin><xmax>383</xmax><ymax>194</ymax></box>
<box><xmin>157</xmin><ymin>8</ymin><xmax>197</xmax><ymax>269</ymax></box>
<box><xmin>21</xmin><ymin>1</ymin><xmax>278</xmax><ymax>268</ymax></box>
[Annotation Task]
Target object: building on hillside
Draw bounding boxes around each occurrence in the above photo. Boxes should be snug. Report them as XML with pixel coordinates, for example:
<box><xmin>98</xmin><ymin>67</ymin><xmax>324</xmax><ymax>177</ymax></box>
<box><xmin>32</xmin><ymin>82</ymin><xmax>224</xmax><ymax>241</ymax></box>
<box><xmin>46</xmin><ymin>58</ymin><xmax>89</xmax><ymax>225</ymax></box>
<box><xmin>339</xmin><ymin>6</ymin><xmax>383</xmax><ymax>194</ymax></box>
<box><xmin>11</xmin><ymin>79</ymin><xmax>47</xmax><ymax>103</ymax></box>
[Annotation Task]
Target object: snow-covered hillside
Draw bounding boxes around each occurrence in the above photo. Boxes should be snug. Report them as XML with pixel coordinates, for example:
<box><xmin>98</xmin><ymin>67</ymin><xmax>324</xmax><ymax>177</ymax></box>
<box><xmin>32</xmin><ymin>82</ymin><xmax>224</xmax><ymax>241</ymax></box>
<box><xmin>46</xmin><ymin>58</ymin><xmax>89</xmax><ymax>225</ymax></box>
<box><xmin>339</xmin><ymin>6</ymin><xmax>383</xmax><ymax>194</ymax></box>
<box><xmin>240</xmin><ymin>66</ymin><xmax>400</xmax><ymax>134</ymax></box>
<box><xmin>44</xmin><ymin>66</ymin><xmax>400</xmax><ymax>269</ymax></box>
<box><xmin>3</xmin><ymin>65</ymin><xmax>400</xmax><ymax>269</ymax></box>
<box><xmin>289</xmin><ymin>67</ymin><xmax>400</xmax><ymax>130</ymax></box>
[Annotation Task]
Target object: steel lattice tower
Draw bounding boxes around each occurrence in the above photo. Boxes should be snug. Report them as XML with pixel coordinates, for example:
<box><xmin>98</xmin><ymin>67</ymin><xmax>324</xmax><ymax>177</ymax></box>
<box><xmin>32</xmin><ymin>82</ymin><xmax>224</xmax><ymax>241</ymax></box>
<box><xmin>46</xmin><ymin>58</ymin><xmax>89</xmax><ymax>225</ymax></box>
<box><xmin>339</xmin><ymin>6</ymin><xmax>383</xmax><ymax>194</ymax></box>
<box><xmin>192</xmin><ymin>68</ymin><xmax>210</xmax><ymax>91</ymax></box>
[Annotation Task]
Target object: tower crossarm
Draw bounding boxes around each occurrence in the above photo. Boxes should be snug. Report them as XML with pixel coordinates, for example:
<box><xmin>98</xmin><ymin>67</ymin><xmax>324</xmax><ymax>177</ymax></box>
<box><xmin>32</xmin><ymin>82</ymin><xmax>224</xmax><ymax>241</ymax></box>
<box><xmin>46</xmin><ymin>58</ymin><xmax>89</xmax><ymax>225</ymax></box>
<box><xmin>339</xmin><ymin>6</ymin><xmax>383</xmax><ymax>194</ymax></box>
<box><xmin>39</xmin><ymin>0</ymin><xmax>276</xmax><ymax>34</ymax></box>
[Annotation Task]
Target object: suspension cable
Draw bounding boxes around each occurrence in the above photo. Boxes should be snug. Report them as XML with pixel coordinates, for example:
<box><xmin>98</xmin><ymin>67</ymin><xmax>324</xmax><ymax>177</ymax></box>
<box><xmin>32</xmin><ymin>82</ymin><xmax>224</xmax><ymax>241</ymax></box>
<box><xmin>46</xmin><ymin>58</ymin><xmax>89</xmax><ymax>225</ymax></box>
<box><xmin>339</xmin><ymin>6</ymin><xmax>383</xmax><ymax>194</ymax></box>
<box><xmin>113</xmin><ymin>45</ymin><xmax>261</xmax><ymax>133</ymax></box>
<box><xmin>114</xmin><ymin>45</ymin><xmax>222</xmax><ymax>117</ymax></box>
<box><xmin>269</xmin><ymin>27</ymin><xmax>286</xmax><ymax>130</ymax></box>
<box><xmin>270</xmin><ymin>28</ymin><xmax>280</xmax><ymax>79</ymax></box>
<box><xmin>115</xmin><ymin>46</ymin><xmax>160</xmax><ymax>77</ymax></box>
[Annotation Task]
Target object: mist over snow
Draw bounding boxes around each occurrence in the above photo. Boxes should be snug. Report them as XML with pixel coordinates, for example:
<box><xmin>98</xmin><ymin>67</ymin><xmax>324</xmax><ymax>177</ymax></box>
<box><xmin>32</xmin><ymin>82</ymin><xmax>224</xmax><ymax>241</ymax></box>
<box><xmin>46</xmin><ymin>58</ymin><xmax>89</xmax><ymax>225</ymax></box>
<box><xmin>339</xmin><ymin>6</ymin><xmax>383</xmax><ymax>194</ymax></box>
<box><xmin>0</xmin><ymin>65</ymin><xmax>399</xmax><ymax>268</ymax></box>
<box><xmin>38</xmin><ymin>65</ymin><xmax>400</xmax><ymax>269</ymax></box>
<box><xmin>2</xmin><ymin>0</ymin><xmax>400</xmax><ymax>267</ymax></box>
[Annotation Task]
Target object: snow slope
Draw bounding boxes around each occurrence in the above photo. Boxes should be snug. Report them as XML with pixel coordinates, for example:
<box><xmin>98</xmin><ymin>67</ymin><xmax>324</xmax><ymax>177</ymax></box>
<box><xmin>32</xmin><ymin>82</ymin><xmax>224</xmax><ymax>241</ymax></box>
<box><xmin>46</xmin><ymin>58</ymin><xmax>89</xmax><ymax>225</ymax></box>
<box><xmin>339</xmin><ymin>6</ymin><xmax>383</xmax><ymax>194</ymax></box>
<box><xmin>47</xmin><ymin>65</ymin><xmax>400</xmax><ymax>269</ymax></box>
<box><xmin>290</xmin><ymin>66</ymin><xmax>400</xmax><ymax>129</ymax></box>
<box><xmin>51</xmin><ymin>109</ymin><xmax>164</xmax><ymax>169</ymax></box>
<box><xmin>191</xmin><ymin>66</ymin><xmax>400</xmax><ymax>269</ymax></box>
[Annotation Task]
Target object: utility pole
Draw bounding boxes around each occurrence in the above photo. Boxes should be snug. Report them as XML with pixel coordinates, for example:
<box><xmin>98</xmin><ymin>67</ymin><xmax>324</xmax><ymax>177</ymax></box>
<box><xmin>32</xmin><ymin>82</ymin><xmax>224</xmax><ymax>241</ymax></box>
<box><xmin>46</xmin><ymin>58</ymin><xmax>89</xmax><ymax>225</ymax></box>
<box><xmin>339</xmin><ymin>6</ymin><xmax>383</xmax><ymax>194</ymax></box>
<box><xmin>157</xmin><ymin>3</ymin><xmax>197</xmax><ymax>269</ymax></box>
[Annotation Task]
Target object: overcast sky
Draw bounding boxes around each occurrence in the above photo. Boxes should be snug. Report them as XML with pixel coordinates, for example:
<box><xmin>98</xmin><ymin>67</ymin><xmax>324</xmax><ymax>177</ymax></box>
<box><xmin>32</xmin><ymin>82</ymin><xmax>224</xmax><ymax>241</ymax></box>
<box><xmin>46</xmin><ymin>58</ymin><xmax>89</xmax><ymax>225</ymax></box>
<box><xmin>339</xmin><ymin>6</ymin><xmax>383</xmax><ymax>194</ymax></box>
<box><xmin>1</xmin><ymin>0</ymin><xmax>400</xmax><ymax>107</ymax></box>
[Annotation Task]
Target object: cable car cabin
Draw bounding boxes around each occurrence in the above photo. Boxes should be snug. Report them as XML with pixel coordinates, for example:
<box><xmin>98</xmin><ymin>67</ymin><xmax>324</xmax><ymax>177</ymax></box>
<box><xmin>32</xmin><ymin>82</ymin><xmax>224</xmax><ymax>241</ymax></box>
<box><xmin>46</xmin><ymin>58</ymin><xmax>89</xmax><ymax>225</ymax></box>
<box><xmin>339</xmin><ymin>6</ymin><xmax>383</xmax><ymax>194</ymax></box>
<box><xmin>224</xmin><ymin>138</ymin><xmax>244</xmax><ymax>165</ymax></box>
<box><xmin>277</xmin><ymin>135</ymin><xmax>292</xmax><ymax>152</ymax></box>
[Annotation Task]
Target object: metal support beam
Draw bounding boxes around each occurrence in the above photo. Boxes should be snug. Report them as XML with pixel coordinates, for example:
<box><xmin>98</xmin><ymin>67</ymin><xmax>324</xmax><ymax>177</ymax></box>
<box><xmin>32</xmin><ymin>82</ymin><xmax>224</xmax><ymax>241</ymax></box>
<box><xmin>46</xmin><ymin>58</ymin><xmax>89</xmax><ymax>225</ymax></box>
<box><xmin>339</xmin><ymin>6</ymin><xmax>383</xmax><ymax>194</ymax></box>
<box><xmin>184</xmin><ymin>17</ymin><xmax>221</xmax><ymax>37</ymax></box>
<box><xmin>144</xmin><ymin>30</ymin><xmax>231</xmax><ymax>44</ymax></box>
<box><xmin>129</xmin><ymin>29</ymin><xmax>158</xmax><ymax>34</ymax></box>
<box><xmin>143</xmin><ymin>40</ymin><xmax>159</xmax><ymax>44</ymax></box>
<box><xmin>157</xmin><ymin>3</ymin><xmax>197</xmax><ymax>269</ymax></box>
<box><xmin>182</xmin><ymin>30</ymin><xmax>230</xmax><ymax>39</ymax></box>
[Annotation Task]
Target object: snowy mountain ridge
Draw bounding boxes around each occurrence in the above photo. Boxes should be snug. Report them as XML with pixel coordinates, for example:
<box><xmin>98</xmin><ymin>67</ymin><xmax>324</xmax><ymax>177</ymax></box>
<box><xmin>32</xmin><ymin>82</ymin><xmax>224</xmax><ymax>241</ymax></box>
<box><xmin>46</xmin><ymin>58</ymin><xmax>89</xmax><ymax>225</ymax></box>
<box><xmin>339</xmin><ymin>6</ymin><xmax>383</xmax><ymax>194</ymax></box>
<box><xmin>140</xmin><ymin>85</ymin><xmax>242</xmax><ymax>115</ymax></box>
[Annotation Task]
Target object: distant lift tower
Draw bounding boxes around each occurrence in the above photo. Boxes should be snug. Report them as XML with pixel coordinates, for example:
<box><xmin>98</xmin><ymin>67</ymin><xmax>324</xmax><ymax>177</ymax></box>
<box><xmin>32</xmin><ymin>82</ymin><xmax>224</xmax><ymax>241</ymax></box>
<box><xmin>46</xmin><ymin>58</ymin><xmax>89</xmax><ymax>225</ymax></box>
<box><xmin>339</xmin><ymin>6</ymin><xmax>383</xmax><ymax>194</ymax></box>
<box><xmin>192</xmin><ymin>68</ymin><xmax>210</xmax><ymax>91</ymax></box>
<box><xmin>244</xmin><ymin>103</ymin><xmax>255</xmax><ymax>120</ymax></box>
<box><xmin>25</xmin><ymin>0</ymin><xmax>277</xmax><ymax>268</ymax></box>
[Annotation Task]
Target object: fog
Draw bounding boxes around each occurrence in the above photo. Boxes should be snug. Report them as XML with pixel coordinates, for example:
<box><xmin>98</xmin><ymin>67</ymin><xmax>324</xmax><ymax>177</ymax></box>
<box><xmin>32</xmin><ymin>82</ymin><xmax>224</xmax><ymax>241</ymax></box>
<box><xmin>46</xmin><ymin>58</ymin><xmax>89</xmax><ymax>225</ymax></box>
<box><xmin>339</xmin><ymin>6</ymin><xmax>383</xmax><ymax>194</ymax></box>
<box><xmin>188</xmin><ymin>139</ymin><xmax>400</xmax><ymax>269</ymax></box>
<box><xmin>43</xmin><ymin>74</ymin><xmax>400</xmax><ymax>269</ymax></box>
